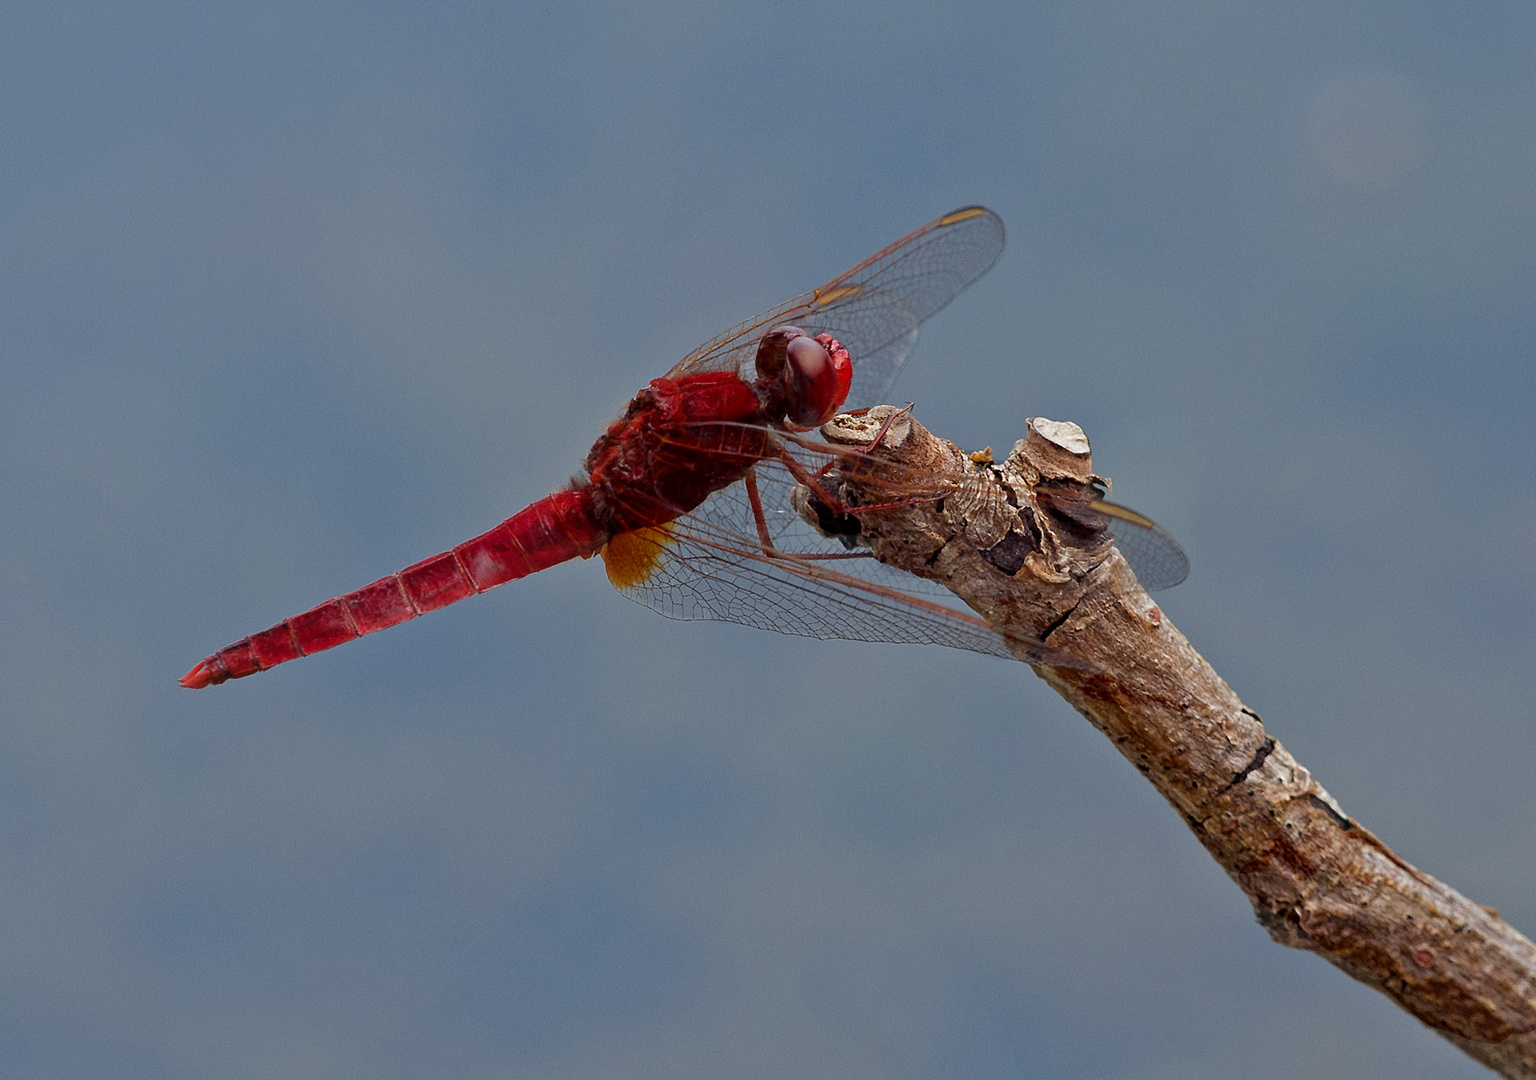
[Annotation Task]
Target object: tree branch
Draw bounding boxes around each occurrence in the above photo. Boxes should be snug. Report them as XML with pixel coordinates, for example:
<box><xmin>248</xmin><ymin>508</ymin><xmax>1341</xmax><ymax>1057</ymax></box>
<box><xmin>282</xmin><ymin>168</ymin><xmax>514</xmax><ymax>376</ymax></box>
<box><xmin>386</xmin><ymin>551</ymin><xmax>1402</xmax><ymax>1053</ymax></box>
<box><xmin>819</xmin><ymin>408</ymin><xmax>1536</xmax><ymax>1078</ymax></box>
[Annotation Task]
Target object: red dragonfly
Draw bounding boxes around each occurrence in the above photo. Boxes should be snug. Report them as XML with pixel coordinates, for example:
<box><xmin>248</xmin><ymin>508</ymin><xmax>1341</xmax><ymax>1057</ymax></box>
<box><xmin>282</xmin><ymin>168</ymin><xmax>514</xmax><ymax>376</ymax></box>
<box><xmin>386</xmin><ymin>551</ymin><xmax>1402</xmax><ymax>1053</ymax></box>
<box><xmin>181</xmin><ymin>207</ymin><xmax>1186</xmax><ymax>688</ymax></box>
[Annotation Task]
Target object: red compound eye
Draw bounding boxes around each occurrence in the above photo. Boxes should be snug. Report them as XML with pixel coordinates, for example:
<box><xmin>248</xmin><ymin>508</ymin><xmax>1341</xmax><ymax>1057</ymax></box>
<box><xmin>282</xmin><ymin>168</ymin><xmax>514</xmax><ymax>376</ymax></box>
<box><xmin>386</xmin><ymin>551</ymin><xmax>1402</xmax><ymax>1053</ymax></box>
<box><xmin>755</xmin><ymin>325</ymin><xmax>852</xmax><ymax>427</ymax></box>
<box><xmin>785</xmin><ymin>334</ymin><xmax>841</xmax><ymax>426</ymax></box>
<box><xmin>753</xmin><ymin>325</ymin><xmax>804</xmax><ymax>381</ymax></box>
<box><xmin>814</xmin><ymin>332</ymin><xmax>852</xmax><ymax>409</ymax></box>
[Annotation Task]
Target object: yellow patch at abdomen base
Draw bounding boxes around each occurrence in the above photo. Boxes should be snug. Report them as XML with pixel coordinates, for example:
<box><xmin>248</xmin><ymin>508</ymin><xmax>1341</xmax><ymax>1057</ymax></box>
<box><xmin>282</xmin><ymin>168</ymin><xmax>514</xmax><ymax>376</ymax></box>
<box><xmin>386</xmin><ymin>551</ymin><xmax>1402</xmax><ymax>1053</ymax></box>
<box><xmin>602</xmin><ymin>525</ymin><xmax>675</xmax><ymax>590</ymax></box>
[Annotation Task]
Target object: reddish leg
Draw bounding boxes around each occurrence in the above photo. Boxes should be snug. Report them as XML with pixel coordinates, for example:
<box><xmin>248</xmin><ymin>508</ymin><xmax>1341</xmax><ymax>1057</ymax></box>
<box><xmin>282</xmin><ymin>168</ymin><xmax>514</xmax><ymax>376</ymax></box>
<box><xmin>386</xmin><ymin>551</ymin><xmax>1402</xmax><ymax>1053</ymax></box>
<box><xmin>864</xmin><ymin>403</ymin><xmax>916</xmax><ymax>452</ymax></box>
<box><xmin>742</xmin><ymin>467</ymin><xmax>775</xmax><ymax>552</ymax></box>
<box><xmin>774</xmin><ymin>437</ymin><xmax>943</xmax><ymax>521</ymax></box>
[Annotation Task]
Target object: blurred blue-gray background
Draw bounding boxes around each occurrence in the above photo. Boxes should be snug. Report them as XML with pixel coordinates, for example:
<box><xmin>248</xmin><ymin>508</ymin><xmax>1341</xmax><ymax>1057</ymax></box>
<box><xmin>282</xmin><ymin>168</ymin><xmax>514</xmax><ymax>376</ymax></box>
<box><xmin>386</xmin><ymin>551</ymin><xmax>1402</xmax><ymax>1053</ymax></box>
<box><xmin>3</xmin><ymin>3</ymin><xmax>1532</xmax><ymax>1077</ymax></box>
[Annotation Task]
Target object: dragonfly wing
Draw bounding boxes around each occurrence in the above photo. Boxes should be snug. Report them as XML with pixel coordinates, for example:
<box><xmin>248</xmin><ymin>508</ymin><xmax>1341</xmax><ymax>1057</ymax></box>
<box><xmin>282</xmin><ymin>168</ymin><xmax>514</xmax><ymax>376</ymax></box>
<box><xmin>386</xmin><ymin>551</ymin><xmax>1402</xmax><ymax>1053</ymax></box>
<box><xmin>600</xmin><ymin>448</ymin><xmax>1083</xmax><ymax>667</ymax></box>
<box><xmin>604</xmin><ymin>517</ymin><xmax>1076</xmax><ymax>665</ymax></box>
<box><xmin>655</xmin><ymin>430</ymin><xmax>958</xmax><ymax>600</ymax></box>
<box><xmin>666</xmin><ymin>207</ymin><xmax>1005</xmax><ymax>408</ymax></box>
<box><xmin>1090</xmin><ymin>500</ymin><xmax>1190</xmax><ymax>591</ymax></box>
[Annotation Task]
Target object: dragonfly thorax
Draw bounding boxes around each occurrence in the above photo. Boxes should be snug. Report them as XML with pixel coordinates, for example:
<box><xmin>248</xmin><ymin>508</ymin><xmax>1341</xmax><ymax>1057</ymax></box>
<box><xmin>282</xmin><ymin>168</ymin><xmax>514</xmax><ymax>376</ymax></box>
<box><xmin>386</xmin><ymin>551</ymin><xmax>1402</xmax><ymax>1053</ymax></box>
<box><xmin>583</xmin><ymin>371</ymin><xmax>776</xmax><ymax>536</ymax></box>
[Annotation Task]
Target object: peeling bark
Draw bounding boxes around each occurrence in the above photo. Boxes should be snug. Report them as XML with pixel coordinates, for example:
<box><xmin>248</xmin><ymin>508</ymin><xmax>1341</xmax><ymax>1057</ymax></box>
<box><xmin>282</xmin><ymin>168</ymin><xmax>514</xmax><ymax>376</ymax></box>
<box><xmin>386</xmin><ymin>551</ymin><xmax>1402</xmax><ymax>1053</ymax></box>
<box><xmin>820</xmin><ymin>407</ymin><xmax>1536</xmax><ymax>1078</ymax></box>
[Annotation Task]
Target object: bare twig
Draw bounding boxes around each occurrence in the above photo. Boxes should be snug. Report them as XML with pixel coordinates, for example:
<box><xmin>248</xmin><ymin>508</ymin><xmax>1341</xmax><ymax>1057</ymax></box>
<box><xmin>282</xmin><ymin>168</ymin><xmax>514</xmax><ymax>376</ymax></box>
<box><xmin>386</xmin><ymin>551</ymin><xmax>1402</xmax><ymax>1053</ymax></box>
<box><xmin>818</xmin><ymin>407</ymin><xmax>1536</xmax><ymax>1078</ymax></box>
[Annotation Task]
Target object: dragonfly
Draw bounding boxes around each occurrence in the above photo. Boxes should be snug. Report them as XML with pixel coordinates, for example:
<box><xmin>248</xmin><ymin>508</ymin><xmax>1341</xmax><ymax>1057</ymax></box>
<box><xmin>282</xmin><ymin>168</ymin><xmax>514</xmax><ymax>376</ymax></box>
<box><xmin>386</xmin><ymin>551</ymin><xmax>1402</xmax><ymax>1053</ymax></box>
<box><xmin>181</xmin><ymin>207</ymin><xmax>1187</xmax><ymax>688</ymax></box>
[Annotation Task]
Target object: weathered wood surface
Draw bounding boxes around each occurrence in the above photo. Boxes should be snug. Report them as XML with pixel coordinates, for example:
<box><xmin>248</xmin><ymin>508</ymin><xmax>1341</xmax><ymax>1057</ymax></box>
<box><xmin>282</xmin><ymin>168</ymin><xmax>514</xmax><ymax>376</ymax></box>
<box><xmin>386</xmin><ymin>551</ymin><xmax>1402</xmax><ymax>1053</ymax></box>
<box><xmin>815</xmin><ymin>407</ymin><xmax>1536</xmax><ymax>1078</ymax></box>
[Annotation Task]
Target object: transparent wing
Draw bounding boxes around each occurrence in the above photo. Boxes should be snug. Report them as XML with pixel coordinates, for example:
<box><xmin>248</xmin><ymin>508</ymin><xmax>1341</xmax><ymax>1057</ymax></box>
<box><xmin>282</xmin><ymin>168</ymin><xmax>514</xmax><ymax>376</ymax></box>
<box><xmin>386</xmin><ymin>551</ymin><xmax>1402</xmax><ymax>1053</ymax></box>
<box><xmin>602</xmin><ymin>438</ymin><xmax>1082</xmax><ymax>667</ymax></box>
<box><xmin>1090</xmin><ymin>500</ymin><xmax>1190</xmax><ymax>591</ymax></box>
<box><xmin>665</xmin><ymin>207</ymin><xmax>1005</xmax><ymax>409</ymax></box>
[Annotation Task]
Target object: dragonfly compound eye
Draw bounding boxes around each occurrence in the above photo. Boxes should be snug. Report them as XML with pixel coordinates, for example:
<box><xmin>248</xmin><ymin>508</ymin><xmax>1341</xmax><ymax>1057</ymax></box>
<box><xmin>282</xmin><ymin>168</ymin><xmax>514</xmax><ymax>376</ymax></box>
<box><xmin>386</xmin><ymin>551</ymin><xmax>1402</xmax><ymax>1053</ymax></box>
<box><xmin>753</xmin><ymin>325</ymin><xmax>805</xmax><ymax>381</ymax></box>
<box><xmin>814</xmin><ymin>332</ymin><xmax>852</xmax><ymax>407</ymax></box>
<box><xmin>785</xmin><ymin>334</ymin><xmax>848</xmax><ymax>426</ymax></box>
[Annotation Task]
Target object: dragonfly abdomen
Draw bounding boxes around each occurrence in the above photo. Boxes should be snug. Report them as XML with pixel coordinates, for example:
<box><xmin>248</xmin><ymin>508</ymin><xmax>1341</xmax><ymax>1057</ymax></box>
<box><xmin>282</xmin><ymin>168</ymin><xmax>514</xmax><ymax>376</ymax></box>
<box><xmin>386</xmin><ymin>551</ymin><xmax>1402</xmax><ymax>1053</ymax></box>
<box><xmin>180</xmin><ymin>489</ymin><xmax>603</xmax><ymax>687</ymax></box>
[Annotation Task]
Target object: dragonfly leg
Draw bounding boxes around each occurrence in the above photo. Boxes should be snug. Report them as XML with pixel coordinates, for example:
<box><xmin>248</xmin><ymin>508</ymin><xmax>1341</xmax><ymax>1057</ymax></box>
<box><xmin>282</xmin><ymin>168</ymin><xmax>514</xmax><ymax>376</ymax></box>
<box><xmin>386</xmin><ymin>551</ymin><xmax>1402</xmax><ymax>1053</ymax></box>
<box><xmin>864</xmin><ymin>402</ymin><xmax>917</xmax><ymax>453</ymax></box>
<box><xmin>743</xmin><ymin>466</ymin><xmax>776</xmax><ymax>553</ymax></box>
<box><xmin>774</xmin><ymin>445</ymin><xmax>849</xmax><ymax>512</ymax></box>
<box><xmin>844</xmin><ymin>492</ymin><xmax>945</xmax><ymax>515</ymax></box>
<box><xmin>777</xmin><ymin>440</ymin><xmax>946</xmax><ymax>521</ymax></box>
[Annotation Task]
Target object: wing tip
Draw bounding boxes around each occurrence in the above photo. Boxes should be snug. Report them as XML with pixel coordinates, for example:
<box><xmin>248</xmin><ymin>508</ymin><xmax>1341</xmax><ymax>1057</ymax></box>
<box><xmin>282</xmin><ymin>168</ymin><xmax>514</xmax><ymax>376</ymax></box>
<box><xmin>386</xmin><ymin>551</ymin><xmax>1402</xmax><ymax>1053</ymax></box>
<box><xmin>939</xmin><ymin>206</ymin><xmax>991</xmax><ymax>226</ymax></box>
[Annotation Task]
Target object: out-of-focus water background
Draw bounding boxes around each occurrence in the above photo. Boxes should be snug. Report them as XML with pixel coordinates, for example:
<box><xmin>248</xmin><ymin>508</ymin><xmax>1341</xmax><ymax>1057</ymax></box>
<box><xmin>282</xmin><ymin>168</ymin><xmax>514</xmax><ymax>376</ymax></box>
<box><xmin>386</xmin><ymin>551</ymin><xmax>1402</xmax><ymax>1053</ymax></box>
<box><xmin>3</xmin><ymin>4</ymin><xmax>1533</xmax><ymax>1077</ymax></box>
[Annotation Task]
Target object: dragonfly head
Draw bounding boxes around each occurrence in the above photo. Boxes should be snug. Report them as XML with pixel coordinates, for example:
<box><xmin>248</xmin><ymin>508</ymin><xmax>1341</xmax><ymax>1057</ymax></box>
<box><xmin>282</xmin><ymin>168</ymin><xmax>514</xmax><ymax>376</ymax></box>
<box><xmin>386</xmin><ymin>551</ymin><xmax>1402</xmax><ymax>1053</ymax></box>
<box><xmin>754</xmin><ymin>325</ymin><xmax>852</xmax><ymax>428</ymax></box>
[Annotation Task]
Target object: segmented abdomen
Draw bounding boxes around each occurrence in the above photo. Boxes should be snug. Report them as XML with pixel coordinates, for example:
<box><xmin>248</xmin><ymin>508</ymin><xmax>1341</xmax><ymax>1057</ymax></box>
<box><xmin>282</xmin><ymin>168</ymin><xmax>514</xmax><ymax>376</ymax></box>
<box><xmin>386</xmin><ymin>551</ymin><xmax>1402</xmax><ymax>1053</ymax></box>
<box><xmin>181</xmin><ymin>489</ymin><xmax>601</xmax><ymax>687</ymax></box>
